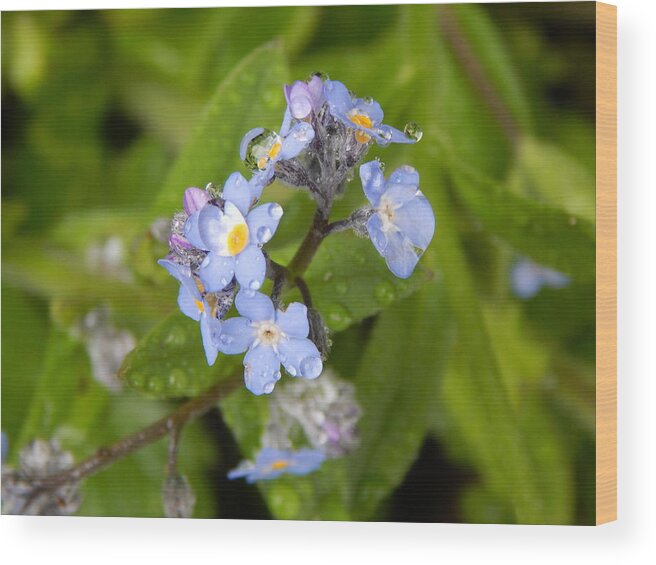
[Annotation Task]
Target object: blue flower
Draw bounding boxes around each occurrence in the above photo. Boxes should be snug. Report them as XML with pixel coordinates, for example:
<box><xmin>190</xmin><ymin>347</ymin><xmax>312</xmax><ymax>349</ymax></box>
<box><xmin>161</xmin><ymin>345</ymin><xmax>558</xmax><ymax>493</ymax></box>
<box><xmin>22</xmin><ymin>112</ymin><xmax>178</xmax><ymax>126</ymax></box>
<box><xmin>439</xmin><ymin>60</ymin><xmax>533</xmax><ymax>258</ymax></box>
<box><xmin>216</xmin><ymin>290</ymin><xmax>323</xmax><ymax>395</ymax></box>
<box><xmin>157</xmin><ymin>258</ymin><xmax>221</xmax><ymax>365</ymax></box>
<box><xmin>227</xmin><ymin>447</ymin><xmax>325</xmax><ymax>483</ymax></box>
<box><xmin>511</xmin><ymin>258</ymin><xmax>570</xmax><ymax>299</ymax></box>
<box><xmin>324</xmin><ymin>80</ymin><xmax>416</xmax><ymax>146</ymax></box>
<box><xmin>284</xmin><ymin>75</ymin><xmax>325</xmax><ymax>120</ymax></box>
<box><xmin>240</xmin><ymin>121</ymin><xmax>315</xmax><ymax>185</ymax></box>
<box><xmin>360</xmin><ymin>160</ymin><xmax>435</xmax><ymax>279</ymax></box>
<box><xmin>183</xmin><ymin>172</ymin><xmax>284</xmax><ymax>292</ymax></box>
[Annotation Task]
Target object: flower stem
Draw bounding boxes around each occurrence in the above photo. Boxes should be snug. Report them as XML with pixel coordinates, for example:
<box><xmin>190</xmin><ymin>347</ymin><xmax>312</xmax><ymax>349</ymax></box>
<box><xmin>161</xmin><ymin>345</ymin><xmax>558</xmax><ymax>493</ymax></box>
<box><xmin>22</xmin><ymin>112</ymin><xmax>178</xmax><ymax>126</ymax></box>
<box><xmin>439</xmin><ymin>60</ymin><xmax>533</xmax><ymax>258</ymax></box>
<box><xmin>29</xmin><ymin>376</ymin><xmax>240</xmax><ymax>492</ymax></box>
<box><xmin>287</xmin><ymin>206</ymin><xmax>330</xmax><ymax>278</ymax></box>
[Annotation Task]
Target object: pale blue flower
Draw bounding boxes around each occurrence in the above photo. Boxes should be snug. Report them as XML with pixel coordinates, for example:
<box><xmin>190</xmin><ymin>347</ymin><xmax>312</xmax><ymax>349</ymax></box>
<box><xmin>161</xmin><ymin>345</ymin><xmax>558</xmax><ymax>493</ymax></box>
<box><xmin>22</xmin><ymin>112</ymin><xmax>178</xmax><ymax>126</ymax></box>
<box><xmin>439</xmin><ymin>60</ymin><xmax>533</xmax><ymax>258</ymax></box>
<box><xmin>216</xmin><ymin>291</ymin><xmax>323</xmax><ymax>395</ymax></box>
<box><xmin>240</xmin><ymin>121</ymin><xmax>315</xmax><ymax>185</ymax></box>
<box><xmin>183</xmin><ymin>172</ymin><xmax>284</xmax><ymax>292</ymax></box>
<box><xmin>511</xmin><ymin>258</ymin><xmax>570</xmax><ymax>299</ymax></box>
<box><xmin>227</xmin><ymin>447</ymin><xmax>325</xmax><ymax>483</ymax></box>
<box><xmin>360</xmin><ymin>160</ymin><xmax>435</xmax><ymax>278</ymax></box>
<box><xmin>157</xmin><ymin>258</ymin><xmax>221</xmax><ymax>365</ymax></box>
<box><xmin>324</xmin><ymin>79</ymin><xmax>415</xmax><ymax>146</ymax></box>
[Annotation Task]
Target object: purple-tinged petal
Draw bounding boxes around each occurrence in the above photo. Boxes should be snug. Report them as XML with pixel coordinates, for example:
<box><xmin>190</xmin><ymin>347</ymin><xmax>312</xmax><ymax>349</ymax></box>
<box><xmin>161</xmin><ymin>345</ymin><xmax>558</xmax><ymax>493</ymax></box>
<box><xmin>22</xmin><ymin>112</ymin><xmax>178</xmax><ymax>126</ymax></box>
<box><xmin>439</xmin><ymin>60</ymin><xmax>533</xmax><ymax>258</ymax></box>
<box><xmin>243</xmin><ymin>345</ymin><xmax>281</xmax><ymax>395</ymax></box>
<box><xmin>279</xmin><ymin>121</ymin><xmax>314</xmax><ymax>160</ymax></box>
<box><xmin>366</xmin><ymin>213</ymin><xmax>389</xmax><ymax>255</ymax></box>
<box><xmin>183</xmin><ymin>187</ymin><xmax>211</xmax><ymax>215</ymax></box>
<box><xmin>216</xmin><ymin>317</ymin><xmax>254</xmax><ymax>354</ymax></box>
<box><xmin>393</xmin><ymin>195</ymin><xmax>435</xmax><ymax>250</ymax></box>
<box><xmin>383</xmin><ymin>231</ymin><xmax>420</xmax><ymax>279</ymax></box>
<box><xmin>235</xmin><ymin>245</ymin><xmax>266</xmax><ymax>291</ymax></box>
<box><xmin>306</xmin><ymin>75</ymin><xmax>325</xmax><ymax>112</ymax></box>
<box><xmin>359</xmin><ymin>160</ymin><xmax>386</xmax><ymax>206</ymax></box>
<box><xmin>278</xmin><ymin>337</ymin><xmax>322</xmax><ymax>379</ymax></box>
<box><xmin>200</xmin><ymin>314</ymin><xmax>220</xmax><ymax>366</ymax></box>
<box><xmin>246</xmin><ymin>202</ymin><xmax>283</xmax><ymax>245</ymax></box>
<box><xmin>235</xmin><ymin>290</ymin><xmax>275</xmax><ymax>322</ymax></box>
<box><xmin>285</xmin><ymin>81</ymin><xmax>313</xmax><ymax>119</ymax></box>
<box><xmin>198</xmin><ymin>252</ymin><xmax>235</xmax><ymax>292</ymax></box>
<box><xmin>222</xmin><ymin>172</ymin><xmax>252</xmax><ymax>217</ymax></box>
<box><xmin>275</xmin><ymin>302</ymin><xmax>309</xmax><ymax>339</ymax></box>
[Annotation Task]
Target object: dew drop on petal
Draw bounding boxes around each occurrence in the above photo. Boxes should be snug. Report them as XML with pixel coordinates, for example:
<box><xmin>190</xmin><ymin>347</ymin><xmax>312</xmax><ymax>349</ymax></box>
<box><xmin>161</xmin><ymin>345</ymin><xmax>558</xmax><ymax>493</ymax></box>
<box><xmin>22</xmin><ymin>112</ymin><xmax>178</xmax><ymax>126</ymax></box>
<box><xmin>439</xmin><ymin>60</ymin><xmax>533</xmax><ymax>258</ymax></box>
<box><xmin>287</xmin><ymin>365</ymin><xmax>297</xmax><ymax>377</ymax></box>
<box><xmin>263</xmin><ymin>382</ymin><xmax>275</xmax><ymax>394</ymax></box>
<box><xmin>268</xmin><ymin>203</ymin><xmax>283</xmax><ymax>219</ymax></box>
<box><xmin>362</xmin><ymin>96</ymin><xmax>374</xmax><ymax>104</ymax></box>
<box><xmin>257</xmin><ymin>226</ymin><xmax>272</xmax><ymax>242</ymax></box>
<box><xmin>307</xmin><ymin>70</ymin><xmax>329</xmax><ymax>81</ymax></box>
<box><xmin>403</xmin><ymin>121</ymin><xmax>423</xmax><ymax>142</ymax></box>
<box><xmin>249</xmin><ymin>279</ymin><xmax>261</xmax><ymax>290</ymax></box>
<box><xmin>300</xmin><ymin>356</ymin><xmax>323</xmax><ymax>379</ymax></box>
<box><xmin>243</xmin><ymin>129</ymin><xmax>281</xmax><ymax>172</ymax></box>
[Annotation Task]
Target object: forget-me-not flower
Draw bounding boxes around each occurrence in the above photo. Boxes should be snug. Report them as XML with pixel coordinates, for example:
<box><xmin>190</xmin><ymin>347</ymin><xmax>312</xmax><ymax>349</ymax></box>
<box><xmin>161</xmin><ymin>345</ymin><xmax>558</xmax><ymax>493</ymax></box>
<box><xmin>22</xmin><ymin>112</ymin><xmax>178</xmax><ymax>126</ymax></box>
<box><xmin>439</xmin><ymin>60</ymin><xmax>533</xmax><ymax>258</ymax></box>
<box><xmin>511</xmin><ymin>258</ymin><xmax>570</xmax><ymax>299</ymax></box>
<box><xmin>227</xmin><ymin>447</ymin><xmax>325</xmax><ymax>483</ymax></box>
<box><xmin>216</xmin><ymin>290</ymin><xmax>323</xmax><ymax>395</ymax></box>
<box><xmin>240</xmin><ymin>121</ymin><xmax>315</xmax><ymax>185</ymax></box>
<box><xmin>158</xmin><ymin>258</ymin><xmax>221</xmax><ymax>365</ymax></box>
<box><xmin>360</xmin><ymin>160</ymin><xmax>435</xmax><ymax>279</ymax></box>
<box><xmin>284</xmin><ymin>75</ymin><xmax>325</xmax><ymax>121</ymax></box>
<box><xmin>183</xmin><ymin>172</ymin><xmax>284</xmax><ymax>293</ymax></box>
<box><xmin>324</xmin><ymin>80</ymin><xmax>416</xmax><ymax>146</ymax></box>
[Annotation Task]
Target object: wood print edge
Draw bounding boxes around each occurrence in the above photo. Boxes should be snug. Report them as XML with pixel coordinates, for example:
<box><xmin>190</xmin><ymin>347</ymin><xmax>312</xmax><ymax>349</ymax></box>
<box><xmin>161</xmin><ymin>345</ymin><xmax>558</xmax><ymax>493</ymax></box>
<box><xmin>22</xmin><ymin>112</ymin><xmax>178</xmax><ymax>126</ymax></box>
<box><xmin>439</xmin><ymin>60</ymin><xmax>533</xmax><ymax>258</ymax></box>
<box><xmin>595</xmin><ymin>1</ymin><xmax>617</xmax><ymax>526</ymax></box>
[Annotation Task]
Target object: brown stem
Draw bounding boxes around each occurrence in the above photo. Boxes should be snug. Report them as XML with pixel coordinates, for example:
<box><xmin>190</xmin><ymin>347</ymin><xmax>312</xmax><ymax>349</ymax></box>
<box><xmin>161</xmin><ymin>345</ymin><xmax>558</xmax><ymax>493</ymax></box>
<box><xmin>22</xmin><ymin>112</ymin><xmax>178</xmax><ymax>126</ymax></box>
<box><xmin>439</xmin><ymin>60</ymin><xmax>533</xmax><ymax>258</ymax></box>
<box><xmin>30</xmin><ymin>377</ymin><xmax>240</xmax><ymax>491</ymax></box>
<box><xmin>287</xmin><ymin>207</ymin><xmax>330</xmax><ymax>278</ymax></box>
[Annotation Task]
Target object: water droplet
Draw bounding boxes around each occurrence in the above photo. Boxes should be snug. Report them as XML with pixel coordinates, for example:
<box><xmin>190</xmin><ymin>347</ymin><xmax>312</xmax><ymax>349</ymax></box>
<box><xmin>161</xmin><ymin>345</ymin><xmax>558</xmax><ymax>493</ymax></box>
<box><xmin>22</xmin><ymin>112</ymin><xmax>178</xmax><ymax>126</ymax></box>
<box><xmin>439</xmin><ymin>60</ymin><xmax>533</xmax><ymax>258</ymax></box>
<box><xmin>335</xmin><ymin>281</ymin><xmax>348</xmax><ymax>295</ymax></box>
<box><xmin>323</xmin><ymin>271</ymin><xmax>333</xmax><ymax>282</ymax></box>
<box><xmin>374</xmin><ymin>280</ymin><xmax>396</xmax><ymax>307</ymax></box>
<box><xmin>306</xmin><ymin>70</ymin><xmax>329</xmax><ymax>82</ymax></box>
<box><xmin>257</xmin><ymin>226</ymin><xmax>272</xmax><ymax>242</ymax></box>
<box><xmin>375</xmin><ymin>156</ymin><xmax>386</xmax><ymax>172</ymax></box>
<box><xmin>379</xmin><ymin>128</ymin><xmax>392</xmax><ymax>141</ymax></box>
<box><xmin>268</xmin><ymin>203</ymin><xmax>283</xmax><ymax>219</ymax></box>
<box><xmin>362</xmin><ymin>96</ymin><xmax>374</xmax><ymax>105</ymax></box>
<box><xmin>220</xmin><ymin>334</ymin><xmax>233</xmax><ymax>344</ymax></box>
<box><xmin>287</xmin><ymin>365</ymin><xmax>297</xmax><ymax>377</ymax></box>
<box><xmin>249</xmin><ymin>280</ymin><xmax>261</xmax><ymax>290</ymax></box>
<box><xmin>201</xmin><ymin>255</ymin><xmax>210</xmax><ymax>268</ymax></box>
<box><xmin>326</xmin><ymin>304</ymin><xmax>353</xmax><ymax>332</ymax></box>
<box><xmin>242</xmin><ymin>129</ymin><xmax>281</xmax><ymax>172</ymax></box>
<box><xmin>165</xmin><ymin>326</ymin><xmax>187</xmax><ymax>346</ymax></box>
<box><xmin>300</xmin><ymin>356</ymin><xmax>323</xmax><ymax>379</ymax></box>
<box><xmin>403</xmin><ymin>121</ymin><xmax>423</xmax><ymax>142</ymax></box>
<box><xmin>263</xmin><ymin>382</ymin><xmax>275</xmax><ymax>394</ymax></box>
<box><xmin>220</xmin><ymin>277</ymin><xmax>228</xmax><ymax>286</ymax></box>
<box><xmin>345</xmin><ymin>169</ymin><xmax>355</xmax><ymax>182</ymax></box>
<box><xmin>274</xmin><ymin>371</ymin><xmax>282</xmax><ymax>381</ymax></box>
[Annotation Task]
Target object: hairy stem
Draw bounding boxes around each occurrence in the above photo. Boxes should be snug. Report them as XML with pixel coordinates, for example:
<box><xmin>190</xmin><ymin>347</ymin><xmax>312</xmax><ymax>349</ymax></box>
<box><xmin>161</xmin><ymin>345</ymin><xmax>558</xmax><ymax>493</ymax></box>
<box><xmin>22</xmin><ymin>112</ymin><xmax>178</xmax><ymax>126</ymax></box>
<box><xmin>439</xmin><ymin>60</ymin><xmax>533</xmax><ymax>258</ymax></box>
<box><xmin>29</xmin><ymin>377</ymin><xmax>240</xmax><ymax>492</ymax></box>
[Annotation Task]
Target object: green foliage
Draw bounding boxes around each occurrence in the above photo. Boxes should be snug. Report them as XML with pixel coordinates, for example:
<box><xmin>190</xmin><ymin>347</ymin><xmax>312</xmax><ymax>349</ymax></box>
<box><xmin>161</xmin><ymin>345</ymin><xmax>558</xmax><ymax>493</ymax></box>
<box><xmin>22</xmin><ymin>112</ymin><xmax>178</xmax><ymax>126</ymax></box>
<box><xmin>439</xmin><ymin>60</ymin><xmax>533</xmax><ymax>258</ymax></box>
<box><xmin>2</xmin><ymin>4</ymin><xmax>596</xmax><ymax>523</ymax></box>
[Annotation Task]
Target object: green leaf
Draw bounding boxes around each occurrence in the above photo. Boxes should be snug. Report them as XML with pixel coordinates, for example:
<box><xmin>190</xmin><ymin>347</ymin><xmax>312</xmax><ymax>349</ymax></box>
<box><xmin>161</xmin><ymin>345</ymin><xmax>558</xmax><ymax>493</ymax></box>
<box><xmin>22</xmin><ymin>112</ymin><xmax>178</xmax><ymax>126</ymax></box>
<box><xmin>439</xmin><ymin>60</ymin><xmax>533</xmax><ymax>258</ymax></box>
<box><xmin>441</xmin><ymin>145</ymin><xmax>595</xmax><ymax>282</ymax></box>
<box><xmin>119</xmin><ymin>311</ymin><xmax>241</xmax><ymax>398</ymax></box>
<box><xmin>279</xmin><ymin>232</ymin><xmax>432</xmax><ymax>333</ymax></box>
<box><xmin>347</xmin><ymin>285</ymin><xmax>453</xmax><ymax>520</ymax></box>
<box><xmin>151</xmin><ymin>41</ymin><xmax>289</xmax><ymax>218</ymax></box>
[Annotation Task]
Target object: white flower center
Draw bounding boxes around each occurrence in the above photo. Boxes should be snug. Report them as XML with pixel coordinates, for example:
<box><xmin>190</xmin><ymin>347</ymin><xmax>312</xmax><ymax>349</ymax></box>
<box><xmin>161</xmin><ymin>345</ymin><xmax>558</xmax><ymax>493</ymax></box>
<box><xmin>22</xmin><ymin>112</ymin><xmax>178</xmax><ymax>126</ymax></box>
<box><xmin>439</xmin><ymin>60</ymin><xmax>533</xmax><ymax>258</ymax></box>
<box><xmin>377</xmin><ymin>195</ymin><xmax>399</xmax><ymax>233</ymax></box>
<box><xmin>253</xmin><ymin>320</ymin><xmax>283</xmax><ymax>347</ymax></box>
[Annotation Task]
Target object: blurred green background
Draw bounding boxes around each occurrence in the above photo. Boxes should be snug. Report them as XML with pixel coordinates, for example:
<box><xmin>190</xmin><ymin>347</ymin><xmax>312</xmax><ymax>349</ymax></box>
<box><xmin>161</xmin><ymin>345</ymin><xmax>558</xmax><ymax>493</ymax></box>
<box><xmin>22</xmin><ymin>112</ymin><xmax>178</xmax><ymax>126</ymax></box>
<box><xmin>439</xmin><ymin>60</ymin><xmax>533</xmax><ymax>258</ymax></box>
<box><xmin>2</xmin><ymin>3</ymin><xmax>596</xmax><ymax>523</ymax></box>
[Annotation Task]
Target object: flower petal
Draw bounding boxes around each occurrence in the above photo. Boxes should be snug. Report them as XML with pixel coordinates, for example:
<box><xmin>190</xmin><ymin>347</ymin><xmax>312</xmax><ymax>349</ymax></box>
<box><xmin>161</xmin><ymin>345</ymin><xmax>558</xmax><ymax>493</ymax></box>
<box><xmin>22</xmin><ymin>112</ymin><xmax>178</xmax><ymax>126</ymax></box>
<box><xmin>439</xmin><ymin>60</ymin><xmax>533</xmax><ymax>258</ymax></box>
<box><xmin>177</xmin><ymin>285</ymin><xmax>201</xmax><ymax>322</ymax></box>
<box><xmin>366</xmin><ymin>213</ymin><xmax>389</xmax><ymax>255</ymax></box>
<box><xmin>388</xmin><ymin>165</ymin><xmax>419</xmax><ymax>187</ymax></box>
<box><xmin>278</xmin><ymin>337</ymin><xmax>322</xmax><ymax>379</ymax></box>
<box><xmin>235</xmin><ymin>290</ymin><xmax>275</xmax><ymax>322</ymax></box>
<box><xmin>222</xmin><ymin>172</ymin><xmax>252</xmax><ymax>216</ymax></box>
<box><xmin>275</xmin><ymin>302</ymin><xmax>309</xmax><ymax>339</ymax></box>
<box><xmin>383</xmin><ymin>231</ymin><xmax>420</xmax><ymax>279</ymax></box>
<box><xmin>200</xmin><ymin>314</ymin><xmax>220</xmax><ymax>366</ymax></box>
<box><xmin>183</xmin><ymin>210</ymin><xmax>208</xmax><ymax>250</ymax></box>
<box><xmin>289</xmin><ymin>449</ymin><xmax>325</xmax><ymax>475</ymax></box>
<box><xmin>393</xmin><ymin>195</ymin><xmax>435</xmax><ymax>250</ymax></box>
<box><xmin>324</xmin><ymin>80</ymin><xmax>353</xmax><ymax>118</ymax></box>
<box><xmin>359</xmin><ymin>160</ymin><xmax>386</xmax><ymax>206</ymax></box>
<box><xmin>235</xmin><ymin>245</ymin><xmax>266</xmax><ymax>291</ymax></box>
<box><xmin>216</xmin><ymin>317</ymin><xmax>254</xmax><ymax>354</ymax></box>
<box><xmin>246</xmin><ymin>202</ymin><xmax>283</xmax><ymax>245</ymax></box>
<box><xmin>249</xmin><ymin>173</ymin><xmax>267</xmax><ymax>203</ymax></box>
<box><xmin>376</xmin><ymin>124</ymin><xmax>415</xmax><ymax>145</ymax></box>
<box><xmin>279</xmin><ymin>121</ymin><xmax>314</xmax><ymax>160</ymax></box>
<box><xmin>196</xmin><ymin>204</ymin><xmax>224</xmax><ymax>252</ymax></box>
<box><xmin>240</xmin><ymin>127</ymin><xmax>265</xmax><ymax>161</ymax></box>
<box><xmin>198</xmin><ymin>252</ymin><xmax>235</xmax><ymax>292</ymax></box>
<box><xmin>243</xmin><ymin>345</ymin><xmax>281</xmax><ymax>395</ymax></box>
<box><xmin>183</xmin><ymin>187</ymin><xmax>211</xmax><ymax>215</ymax></box>
<box><xmin>353</xmin><ymin>97</ymin><xmax>384</xmax><ymax>124</ymax></box>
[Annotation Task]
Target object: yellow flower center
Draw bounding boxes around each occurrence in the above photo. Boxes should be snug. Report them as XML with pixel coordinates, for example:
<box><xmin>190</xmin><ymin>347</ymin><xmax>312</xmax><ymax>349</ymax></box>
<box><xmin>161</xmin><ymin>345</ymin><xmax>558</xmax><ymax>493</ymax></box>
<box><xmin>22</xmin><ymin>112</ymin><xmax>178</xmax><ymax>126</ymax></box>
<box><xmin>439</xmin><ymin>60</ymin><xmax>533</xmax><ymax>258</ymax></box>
<box><xmin>270</xmin><ymin>460</ymin><xmax>289</xmax><ymax>471</ymax></box>
<box><xmin>226</xmin><ymin>223</ymin><xmax>249</xmax><ymax>255</ymax></box>
<box><xmin>256</xmin><ymin>140</ymin><xmax>283</xmax><ymax>170</ymax></box>
<box><xmin>349</xmin><ymin>113</ymin><xmax>373</xmax><ymax>144</ymax></box>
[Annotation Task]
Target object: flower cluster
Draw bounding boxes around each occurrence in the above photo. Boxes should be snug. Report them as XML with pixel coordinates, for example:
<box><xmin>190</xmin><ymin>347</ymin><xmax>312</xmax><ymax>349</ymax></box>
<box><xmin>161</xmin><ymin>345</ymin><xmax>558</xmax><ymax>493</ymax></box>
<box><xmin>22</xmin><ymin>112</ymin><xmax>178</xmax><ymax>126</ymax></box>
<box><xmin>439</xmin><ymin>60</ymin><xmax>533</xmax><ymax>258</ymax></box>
<box><xmin>228</xmin><ymin>370</ymin><xmax>361</xmax><ymax>482</ymax></box>
<box><xmin>159</xmin><ymin>73</ymin><xmax>435</xmax><ymax>395</ymax></box>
